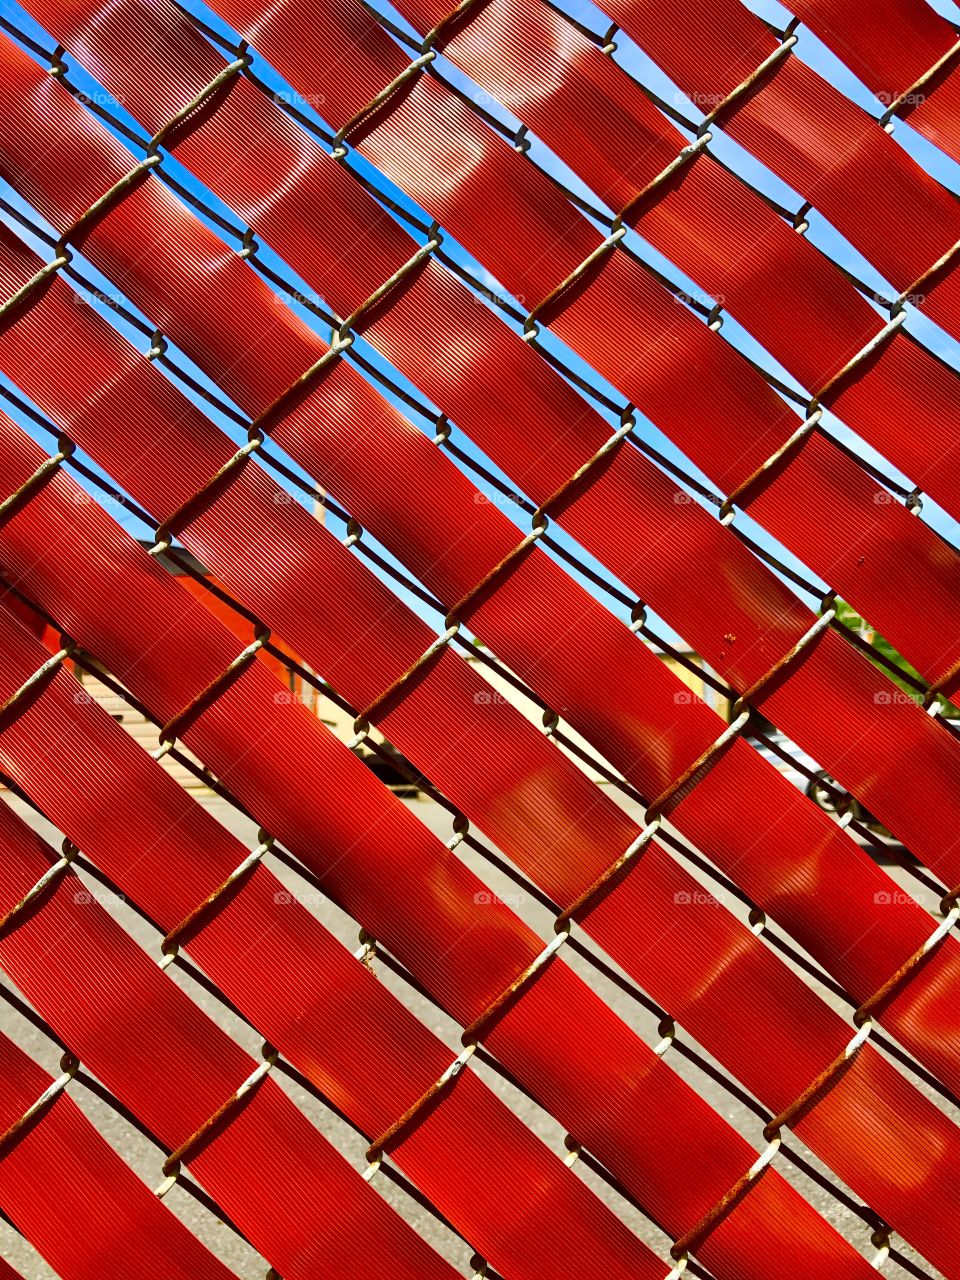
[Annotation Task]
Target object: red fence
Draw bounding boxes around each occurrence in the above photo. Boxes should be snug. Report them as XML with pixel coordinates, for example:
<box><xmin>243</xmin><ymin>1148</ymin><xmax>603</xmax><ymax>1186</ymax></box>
<box><xmin>1</xmin><ymin>0</ymin><xmax>960</xmax><ymax>1276</ymax></box>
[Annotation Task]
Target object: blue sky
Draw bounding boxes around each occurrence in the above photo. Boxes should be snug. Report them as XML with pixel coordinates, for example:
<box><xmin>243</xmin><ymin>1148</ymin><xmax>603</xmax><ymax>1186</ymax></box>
<box><xmin>1</xmin><ymin>0</ymin><xmax>959</xmax><ymax>654</ymax></box>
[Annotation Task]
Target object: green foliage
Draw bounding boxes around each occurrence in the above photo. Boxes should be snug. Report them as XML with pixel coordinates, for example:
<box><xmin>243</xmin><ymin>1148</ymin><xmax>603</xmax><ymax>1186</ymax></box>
<box><xmin>835</xmin><ymin>600</ymin><xmax>959</xmax><ymax>719</ymax></box>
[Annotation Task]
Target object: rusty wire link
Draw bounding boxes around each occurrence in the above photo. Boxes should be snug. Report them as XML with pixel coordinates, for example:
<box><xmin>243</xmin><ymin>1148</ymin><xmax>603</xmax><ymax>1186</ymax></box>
<box><xmin>444</xmin><ymin>409</ymin><xmax>635</xmax><ymax>619</ymax></box>
<box><xmin>354</xmin><ymin>928</ymin><xmax>378</xmax><ymax>969</ymax></box>
<box><xmin>334</xmin><ymin>229</ymin><xmax>442</xmax><ymax>341</ymax></box>
<box><xmin>155</xmin><ymin>1042</ymin><xmax>278</xmax><ymax>1197</ymax></box>
<box><xmin>0</xmin><ymin>838</ymin><xmax>80</xmax><ymax>937</ymax></box>
<box><xmin>812</xmin><ymin>311</ymin><xmax>908</xmax><ymax>411</ymax></box>
<box><xmin>460</xmin><ymin>925</ymin><xmax>571</xmax><ymax>1047</ymax></box>
<box><xmin>0</xmin><ymin>1050</ymin><xmax>80</xmax><ymax>1163</ymax></box>
<box><xmin>646</xmin><ymin>711</ymin><xmax>751</xmax><ymax>822</ymax></box>
<box><xmin>149</xmin><ymin>431</ymin><xmax>267</xmax><ymax>557</ymax></box>
<box><xmin>143</xmin><ymin>48</ymin><xmax>252</xmax><ymax>155</ymax></box>
<box><xmin>151</xmin><ymin>228</ymin><xmax>442</xmax><ymax>551</ymax></box>
<box><xmin>669</xmin><ymin>1132</ymin><xmax>783</xmax><ymax>1266</ymax></box>
<box><xmin>154</xmin><ymin>626</ymin><xmax>271</xmax><ymax>749</ymax></box>
<box><xmin>251</xmin><ymin>342</ymin><xmax>351</xmax><ymax>436</ymax></box>
<box><xmin>763</xmin><ymin>1019</ymin><xmax>874</xmax><ymax>1144</ymax></box>
<box><xmin>729</xmin><ymin>598</ymin><xmax>838</xmax><ymax>713</ymax></box>
<box><xmin>159</xmin><ymin>831</ymin><xmax>275</xmax><ymax>969</ymax></box>
<box><xmin>638</xmin><ymin>600</ymin><xmax>837</xmax><ymax>821</ymax></box>
<box><xmin>330</xmin><ymin>0</ymin><xmax>488</xmax><ymax>155</ymax></box>
<box><xmin>0</xmin><ymin>434</ymin><xmax>75</xmax><ymax>527</ymax></box>
<box><xmin>364</xmin><ymin>1043</ymin><xmax>476</xmax><ymax>1177</ymax></box>
<box><xmin>879</xmin><ymin>38</ymin><xmax>960</xmax><ymax>130</ymax></box>
<box><xmin>670</xmin><ymin>1011</ymin><xmax>875</xmax><ymax>1266</ymax></box>
<box><xmin>0</xmin><ymin>46</ymin><xmax>251</xmax><ymax>336</ymax></box>
<box><xmin>352</xmin><ymin>621</ymin><xmax>460</xmax><ymax>740</ymax></box>
<box><xmin>614</xmin><ymin>133</ymin><xmax>713</xmax><ymax>229</ymax></box>
<box><xmin>0</xmin><ymin>252</ymin><xmax>69</xmax><ymax>329</ymax></box>
<box><xmin>553</xmin><ymin>818</ymin><xmax>662</xmax><ymax>932</ymax></box>
<box><xmin>0</xmin><ymin>641</ymin><xmax>76</xmax><ymax>734</ymax></box>
<box><xmin>717</xmin><ymin>409</ymin><xmax>824</xmax><ymax>525</ymax></box>
<box><xmin>717</xmin><ymin>306</ymin><xmax>910</xmax><ymax>527</ymax></box>
<box><xmin>419</xmin><ymin>0</ymin><xmax>492</xmax><ymax>55</ymax></box>
<box><xmin>442</xmin><ymin>514</ymin><xmax>547</xmax><ymax>627</ymax></box>
<box><xmin>352</xmin><ymin>411</ymin><xmax>641</xmax><ymax>737</ymax></box>
<box><xmin>896</xmin><ymin>235</ymin><xmax>960</xmax><ymax>315</ymax></box>
<box><xmin>699</xmin><ymin>22</ymin><xmax>799</xmax><ymax>130</ymax></box>
<box><xmin>524</xmin><ymin>225</ymin><xmax>627</xmax><ymax>336</ymax></box>
<box><xmin>524</xmin><ymin>23</ymin><xmax>800</xmax><ymax>333</ymax></box>
<box><xmin>331</xmin><ymin>52</ymin><xmax>438</xmax><ymax>155</ymax></box>
<box><xmin>853</xmin><ymin>894</ymin><xmax>960</xmax><ymax>1028</ymax></box>
<box><xmin>454</xmin><ymin>818</ymin><xmax>677</xmax><ymax>1053</ymax></box>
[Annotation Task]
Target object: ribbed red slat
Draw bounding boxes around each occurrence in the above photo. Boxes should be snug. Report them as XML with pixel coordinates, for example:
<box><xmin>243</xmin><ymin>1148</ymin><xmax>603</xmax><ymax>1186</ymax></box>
<box><xmin>0</xmin><ymin>584</ymin><xmax>671</xmax><ymax>1280</ymax></box>
<box><xmin>0</xmin><ymin>1031</ymin><xmax>241</xmax><ymax>1280</ymax></box>
<box><xmin>0</xmin><ymin>163</ymin><xmax>953</xmax><ymax>1280</ymax></box>
<box><xmin>777</xmin><ymin>0</ymin><xmax>960</xmax><ymax>169</ymax></box>
<box><xmin>0</xmin><ymin>48</ymin><xmax>953</xmax><ymax>1160</ymax></box>
<box><xmin>596</xmin><ymin>0</ymin><xmax>960</xmax><ymax>293</ymax></box>
<box><xmin>0</xmin><ymin>384</ymin><xmax>879</xmax><ymax>1278</ymax></box>
<box><xmin>908</xmin><ymin>66</ymin><xmax>960</xmax><ymax>166</ymax></box>
<box><xmin>781</xmin><ymin>0</ymin><xmax>953</xmax><ymax>98</ymax></box>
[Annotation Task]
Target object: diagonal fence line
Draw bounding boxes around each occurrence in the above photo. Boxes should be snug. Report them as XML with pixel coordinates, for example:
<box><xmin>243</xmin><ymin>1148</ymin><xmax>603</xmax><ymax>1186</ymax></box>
<box><xmin>0</xmin><ymin>502</ymin><xmax>954</xmax><ymax>1280</ymax></box>
<box><xmin>1</xmin><ymin>0</ymin><xmax>960</xmax><ymax>1274</ymax></box>
<box><xmin>1</xmin><ymin>15</ymin><xmax>960</xmax><ymax>762</ymax></box>
<box><xmin>5</xmin><ymin>3</ymin><xmax>957</xmax><ymax>723</ymax></box>
<box><xmin>0</xmin><ymin>729</ymin><xmax>924</xmax><ymax>1280</ymax></box>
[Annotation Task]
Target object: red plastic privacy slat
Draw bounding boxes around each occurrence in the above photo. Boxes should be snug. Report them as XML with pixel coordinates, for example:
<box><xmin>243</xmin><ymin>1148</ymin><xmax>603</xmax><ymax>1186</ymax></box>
<box><xmin>0</xmin><ymin>149</ymin><xmax>952</xmax><ymax>1280</ymax></box>
<box><xmin>0</xmin><ymin>46</ymin><xmax>957</xmax><ymax>1151</ymax></box>
<box><xmin>3</xmin><ymin>0</ymin><xmax>960</xmax><ymax>1272</ymax></box>
<box><xmin>777</xmin><ymin>0</ymin><xmax>960</xmax><ymax>167</ymax></box>
<box><xmin>0</xmin><ymin>1030</ymin><xmax>243</xmax><ymax>1280</ymax></box>
<box><xmin>782</xmin><ymin>0</ymin><xmax>953</xmax><ymax>97</ymax></box>
<box><xmin>0</xmin><ymin>356</ymin><xmax>884</xmax><ymax>1280</ymax></box>
<box><xmin>591</xmin><ymin>0</ymin><xmax>960</xmax><ymax>292</ymax></box>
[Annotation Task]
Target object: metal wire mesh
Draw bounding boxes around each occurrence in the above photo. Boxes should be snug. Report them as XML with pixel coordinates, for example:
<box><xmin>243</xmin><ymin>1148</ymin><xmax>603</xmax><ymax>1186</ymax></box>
<box><xmin>2</xmin><ymin>0</ymin><xmax>960</xmax><ymax>1276</ymax></box>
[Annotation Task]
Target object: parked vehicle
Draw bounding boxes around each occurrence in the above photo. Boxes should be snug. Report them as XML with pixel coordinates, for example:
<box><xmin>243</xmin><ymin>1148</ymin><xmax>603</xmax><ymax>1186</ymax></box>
<box><xmin>745</xmin><ymin>728</ymin><xmax>902</xmax><ymax>856</ymax></box>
